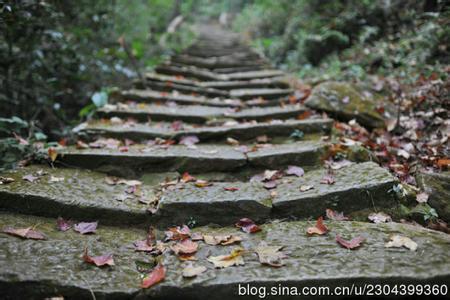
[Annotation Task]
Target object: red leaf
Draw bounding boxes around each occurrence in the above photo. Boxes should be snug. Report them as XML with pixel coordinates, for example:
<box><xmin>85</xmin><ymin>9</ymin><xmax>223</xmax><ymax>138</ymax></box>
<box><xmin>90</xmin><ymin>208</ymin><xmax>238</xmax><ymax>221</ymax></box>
<box><xmin>170</xmin><ymin>239</ymin><xmax>198</xmax><ymax>255</ymax></box>
<box><xmin>56</xmin><ymin>217</ymin><xmax>72</xmax><ymax>231</ymax></box>
<box><xmin>1</xmin><ymin>226</ymin><xmax>46</xmax><ymax>240</ymax></box>
<box><xmin>235</xmin><ymin>218</ymin><xmax>261</xmax><ymax>234</ymax></box>
<box><xmin>165</xmin><ymin>225</ymin><xmax>191</xmax><ymax>241</ymax></box>
<box><xmin>74</xmin><ymin>222</ymin><xmax>98</xmax><ymax>234</ymax></box>
<box><xmin>142</xmin><ymin>264</ymin><xmax>166</xmax><ymax>289</ymax></box>
<box><xmin>83</xmin><ymin>248</ymin><xmax>114</xmax><ymax>267</ymax></box>
<box><xmin>224</xmin><ymin>186</ymin><xmax>239</xmax><ymax>191</ymax></box>
<box><xmin>307</xmin><ymin>217</ymin><xmax>328</xmax><ymax>235</ymax></box>
<box><xmin>335</xmin><ymin>234</ymin><xmax>365</xmax><ymax>249</ymax></box>
<box><xmin>326</xmin><ymin>209</ymin><xmax>349</xmax><ymax>221</ymax></box>
<box><xmin>181</xmin><ymin>172</ymin><xmax>196</xmax><ymax>183</ymax></box>
<box><xmin>286</xmin><ymin>165</ymin><xmax>304</xmax><ymax>177</ymax></box>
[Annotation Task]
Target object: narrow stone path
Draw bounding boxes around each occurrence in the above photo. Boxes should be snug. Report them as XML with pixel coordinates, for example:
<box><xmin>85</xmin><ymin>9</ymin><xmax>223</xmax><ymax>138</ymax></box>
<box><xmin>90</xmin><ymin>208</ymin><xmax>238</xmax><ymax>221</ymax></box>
<box><xmin>0</xmin><ymin>24</ymin><xmax>449</xmax><ymax>299</ymax></box>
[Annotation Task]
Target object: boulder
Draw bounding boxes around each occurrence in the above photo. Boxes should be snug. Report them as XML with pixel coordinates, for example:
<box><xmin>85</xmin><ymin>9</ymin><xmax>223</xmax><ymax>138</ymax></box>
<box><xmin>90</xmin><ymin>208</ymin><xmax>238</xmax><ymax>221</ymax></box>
<box><xmin>417</xmin><ymin>171</ymin><xmax>450</xmax><ymax>221</ymax></box>
<box><xmin>305</xmin><ymin>81</ymin><xmax>394</xmax><ymax>128</ymax></box>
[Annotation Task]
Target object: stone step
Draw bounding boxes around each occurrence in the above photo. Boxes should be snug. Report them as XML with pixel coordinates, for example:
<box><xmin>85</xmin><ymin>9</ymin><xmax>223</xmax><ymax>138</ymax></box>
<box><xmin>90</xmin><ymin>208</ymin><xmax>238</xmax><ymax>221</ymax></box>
<box><xmin>111</xmin><ymin>89</ymin><xmax>241</xmax><ymax>108</ymax></box>
<box><xmin>201</xmin><ymin>77</ymin><xmax>290</xmax><ymax>90</ymax></box>
<box><xmin>97</xmin><ymin>103</ymin><xmax>308</xmax><ymax>123</ymax></box>
<box><xmin>230</xmin><ymin>88</ymin><xmax>293</xmax><ymax>100</ymax></box>
<box><xmin>170</xmin><ymin>53</ymin><xmax>266</xmax><ymax>69</ymax></box>
<box><xmin>54</xmin><ymin>140</ymin><xmax>326</xmax><ymax>176</ymax></box>
<box><xmin>212</xmin><ymin>65</ymin><xmax>266</xmax><ymax>74</ymax></box>
<box><xmin>0</xmin><ymin>162</ymin><xmax>395</xmax><ymax>227</ymax></box>
<box><xmin>2</xmin><ymin>212</ymin><xmax>448</xmax><ymax>300</ymax></box>
<box><xmin>75</xmin><ymin>118</ymin><xmax>333</xmax><ymax>142</ymax></box>
<box><xmin>155</xmin><ymin>64</ymin><xmax>284</xmax><ymax>81</ymax></box>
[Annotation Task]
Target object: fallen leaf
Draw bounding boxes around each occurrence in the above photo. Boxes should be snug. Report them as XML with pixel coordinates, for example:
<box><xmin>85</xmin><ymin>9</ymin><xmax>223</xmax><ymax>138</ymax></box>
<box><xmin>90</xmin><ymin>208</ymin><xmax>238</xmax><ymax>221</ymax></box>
<box><xmin>207</xmin><ymin>248</ymin><xmax>245</xmax><ymax>268</ymax></box>
<box><xmin>179</xmin><ymin>135</ymin><xmax>199</xmax><ymax>147</ymax></box>
<box><xmin>142</xmin><ymin>264</ymin><xmax>165</xmax><ymax>288</ymax></box>
<box><xmin>235</xmin><ymin>218</ymin><xmax>261</xmax><ymax>234</ymax></box>
<box><xmin>48</xmin><ymin>147</ymin><xmax>58</xmax><ymax>162</ymax></box>
<box><xmin>1</xmin><ymin>226</ymin><xmax>46</xmax><ymax>240</ymax></box>
<box><xmin>416</xmin><ymin>192</ymin><xmax>429</xmax><ymax>203</ymax></box>
<box><xmin>165</xmin><ymin>225</ymin><xmax>191</xmax><ymax>241</ymax></box>
<box><xmin>76</xmin><ymin>140</ymin><xmax>89</xmax><ymax>149</ymax></box>
<box><xmin>83</xmin><ymin>248</ymin><xmax>114</xmax><ymax>267</ymax></box>
<box><xmin>263</xmin><ymin>170</ymin><xmax>281</xmax><ymax>181</ymax></box>
<box><xmin>368</xmin><ymin>212</ymin><xmax>392</xmax><ymax>224</ymax></box>
<box><xmin>256</xmin><ymin>135</ymin><xmax>269</xmax><ymax>143</ymax></box>
<box><xmin>56</xmin><ymin>217</ymin><xmax>71</xmax><ymax>231</ymax></box>
<box><xmin>171</xmin><ymin>239</ymin><xmax>198</xmax><ymax>255</ymax></box>
<box><xmin>299</xmin><ymin>185</ymin><xmax>314</xmax><ymax>192</ymax></box>
<box><xmin>320</xmin><ymin>174</ymin><xmax>335</xmax><ymax>185</ymax></box>
<box><xmin>385</xmin><ymin>235</ymin><xmax>417</xmax><ymax>251</ymax></box>
<box><xmin>326</xmin><ymin>159</ymin><xmax>352</xmax><ymax>170</ymax></box>
<box><xmin>49</xmin><ymin>176</ymin><xmax>64</xmax><ymax>183</ymax></box>
<box><xmin>326</xmin><ymin>209</ymin><xmax>349</xmax><ymax>221</ymax></box>
<box><xmin>224</xmin><ymin>186</ymin><xmax>239</xmax><ymax>191</ymax></box>
<box><xmin>203</xmin><ymin>234</ymin><xmax>242</xmax><ymax>246</ymax></box>
<box><xmin>286</xmin><ymin>165</ymin><xmax>304</xmax><ymax>177</ymax></box>
<box><xmin>307</xmin><ymin>217</ymin><xmax>328</xmax><ymax>235</ymax></box>
<box><xmin>0</xmin><ymin>177</ymin><xmax>14</xmax><ymax>184</ymax></box>
<box><xmin>74</xmin><ymin>221</ymin><xmax>98</xmax><ymax>234</ymax></box>
<box><xmin>191</xmin><ymin>232</ymin><xmax>203</xmax><ymax>241</ymax></box>
<box><xmin>335</xmin><ymin>234</ymin><xmax>364</xmax><ymax>249</ymax></box>
<box><xmin>194</xmin><ymin>179</ymin><xmax>212</xmax><ymax>188</ymax></box>
<box><xmin>226</xmin><ymin>137</ymin><xmax>240</xmax><ymax>146</ymax></box>
<box><xmin>254</xmin><ymin>242</ymin><xmax>286</xmax><ymax>267</ymax></box>
<box><xmin>23</xmin><ymin>174</ymin><xmax>39</xmax><ymax>183</ymax></box>
<box><xmin>263</xmin><ymin>180</ymin><xmax>277</xmax><ymax>189</ymax></box>
<box><xmin>182</xmin><ymin>264</ymin><xmax>207</xmax><ymax>278</ymax></box>
<box><xmin>181</xmin><ymin>172</ymin><xmax>196</xmax><ymax>183</ymax></box>
<box><xmin>134</xmin><ymin>226</ymin><xmax>156</xmax><ymax>252</ymax></box>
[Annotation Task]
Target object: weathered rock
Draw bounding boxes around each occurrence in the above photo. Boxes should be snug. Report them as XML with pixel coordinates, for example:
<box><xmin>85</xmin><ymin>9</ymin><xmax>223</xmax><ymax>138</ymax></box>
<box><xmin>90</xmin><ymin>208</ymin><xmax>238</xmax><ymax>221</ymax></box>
<box><xmin>417</xmin><ymin>171</ymin><xmax>450</xmax><ymax>221</ymax></box>
<box><xmin>97</xmin><ymin>103</ymin><xmax>308</xmax><ymax>123</ymax></box>
<box><xmin>76</xmin><ymin>119</ymin><xmax>333</xmax><ymax>142</ymax></box>
<box><xmin>305</xmin><ymin>81</ymin><xmax>394</xmax><ymax>128</ymax></box>
<box><xmin>171</xmin><ymin>53</ymin><xmax>265</xmax><ymax>69</ymax></box>
<box><xmin>1</xmin><ymin>212</ymin><xmax>449</xmax><ymax>300</ymax></box>
<box><xmin>272</xmin><ymin>162</ymin><xmax>398</xmax><ymax>218</ymax></box>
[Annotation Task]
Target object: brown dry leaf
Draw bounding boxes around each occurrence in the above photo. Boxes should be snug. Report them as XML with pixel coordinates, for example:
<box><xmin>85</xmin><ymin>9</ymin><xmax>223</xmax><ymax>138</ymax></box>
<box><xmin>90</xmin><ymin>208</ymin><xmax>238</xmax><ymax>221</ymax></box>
<box><xmin>182</xmin><ymin>264</ymin><xmax>207</xmax><ymax>278</ymax></box>
<box><xmin>416</xmin><ymin>192</ymin><xmax>429</xmax><ymax>203</ymax></box>
<box><xmin>165</xmin><ymin>225</ymin><xmax>191</xmax><ymax>241</ymax></box>
<box><xmin>82</xmin><ymin>248</ymin><xmax>114</xmax><ymax>267</ymax></box>
<box><xmin>235</xmin><ymin>218</ymin><xmax>261</xmax><ymax>234</ymax></box>
<box><xmin>203</xmin><ymin>234</ymin><xmax>242</xmax><ymax>246</ymax></box>
<box><xmin>306</xmin><ymin>216</ymin><xmax>328</xmax><ymax>235</ymax></box>
<box><xmin>181</xmin><ymin>172</ymin><xmax>196</xmax><ymax>183</ymax></box>
<box><xmin>326</xmin><ymin>209</ymin><xmax>349</xmax><ymax>221</ymax></box>
<box><xmin>207</xmin><ymin>248</ymin><xmax>245</xmax><ymax>268</ymax></box>
<box><xmin>141</xmin><ymin>264</ymin><xmax>165</xmax><ymax>288</ymax></box>
<box><xmin>0</xmin><ymin>177</ymin><xmax>14</xmax><ymax>184</ymax></box>
<box><xmin>1</xmin><ymin>226</ymin><xmax>46</xmax><ymax>240</ymax></box>
<box><xmin>254</xmin><ymin>242</ymin><xmax>286</xmax><ymax>267</ymax></box>
<box><xmin>335</xmin><ymin>234</ymin><xmax>365</xmax><ymax>250</ymax></box>
<box><xmin>385</xmin><ymin>235</ymin><xmax>417</xmax><ymax>251</ymax></box>
<box><xmin>48</xmin><ymin>147</ymin><xmax>58</xmax><ymax>162</ymax></box>
<box><xmin>226</xmin><ymin>137</ymin><xmax>240</xmax><ymax>146</ymax></box>
<box><xmin>170</xmin><ymin>239</ymin><xmax>198</xmax><ymax>255</ymax></box>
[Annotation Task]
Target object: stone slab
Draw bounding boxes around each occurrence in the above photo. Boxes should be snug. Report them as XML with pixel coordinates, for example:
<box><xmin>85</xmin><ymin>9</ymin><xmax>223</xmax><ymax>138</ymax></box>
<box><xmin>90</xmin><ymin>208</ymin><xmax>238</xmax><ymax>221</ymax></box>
<box><xmin>1</xmin><ymin>212</ymin><xmax>449</xmax><ymax>299</ymax></box>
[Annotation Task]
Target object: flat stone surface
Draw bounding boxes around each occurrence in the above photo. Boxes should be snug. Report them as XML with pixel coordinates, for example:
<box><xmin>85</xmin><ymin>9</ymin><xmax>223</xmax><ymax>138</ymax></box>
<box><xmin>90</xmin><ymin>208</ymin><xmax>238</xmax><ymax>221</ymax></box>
<box><xmin>114</xmin><ymin>89</ymin><xmax>240</xmax><ymax>107</ymax></box>
<box><xmin>271</xmin><ymin>161</ymin><xmax>398</xmax><ymax>218</ymax></box>
<box><xmin>200</xmin><ymin>77</ymin><xmax>290</xmax><ymax>90</ymax></box>
<box><xmin>0</xmin><ymin>165</ymin><xmax>149</xmax><ymax>225</ymax></box>
<box><xmin>57</xmin><ymin>144</ymin><xmax>247</xmax><ymax>175</ymax></box>
<box><xmin>230</xmin><ymin>88</ymin><xmax>293</xmax><ymax>100</ymax></box>
<box><xmin>247</xmin><ymin>140</ymin><xmax>327</xmax><ymax>168</ymax></box>
<box><xmin>98</xmin><ymin>103</ymin><xmax>308</xmax><ymax>123</ymax></box>
<box><xmin>171</xmin><ymin>53</ymin><xmax>265</xmax><ymax>69</ymax></box>
<box><xmin>1</xmin><ymin>212</ymin><xmax>449</xmax><ymax>299</ymax></box>
<box><xmin>76</xmin><ymin>119</ymin><xmax>333</xmax><ymax>142</ymax></box>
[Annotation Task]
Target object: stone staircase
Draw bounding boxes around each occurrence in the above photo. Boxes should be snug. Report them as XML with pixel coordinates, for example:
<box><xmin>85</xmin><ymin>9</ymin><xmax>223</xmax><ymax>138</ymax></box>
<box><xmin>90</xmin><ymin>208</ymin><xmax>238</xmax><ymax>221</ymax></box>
<box><xmin>0</xmin><ymin>24</ymin><xmax>449</xmax><ymax>299</ymax></box>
